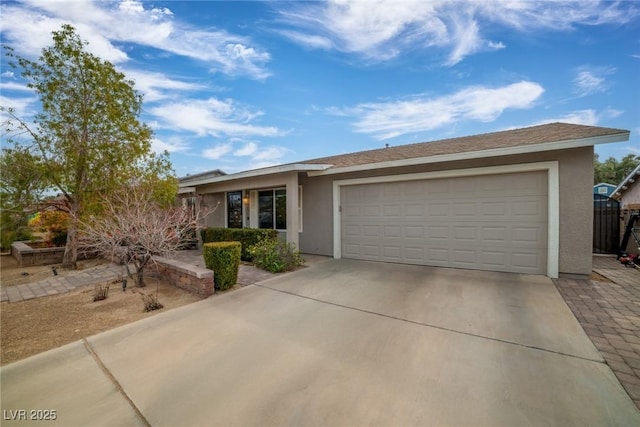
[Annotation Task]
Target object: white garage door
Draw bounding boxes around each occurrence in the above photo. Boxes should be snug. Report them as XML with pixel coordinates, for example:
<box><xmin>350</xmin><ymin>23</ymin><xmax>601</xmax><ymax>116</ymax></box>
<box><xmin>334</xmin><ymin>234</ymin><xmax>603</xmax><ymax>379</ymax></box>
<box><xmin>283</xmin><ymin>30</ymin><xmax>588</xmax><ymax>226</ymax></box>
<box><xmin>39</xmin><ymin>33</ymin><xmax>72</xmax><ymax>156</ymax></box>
<box><xmin>340</xmin><ymin>171</ymin><xmax>548</xmax><ymax>274</ymax></box>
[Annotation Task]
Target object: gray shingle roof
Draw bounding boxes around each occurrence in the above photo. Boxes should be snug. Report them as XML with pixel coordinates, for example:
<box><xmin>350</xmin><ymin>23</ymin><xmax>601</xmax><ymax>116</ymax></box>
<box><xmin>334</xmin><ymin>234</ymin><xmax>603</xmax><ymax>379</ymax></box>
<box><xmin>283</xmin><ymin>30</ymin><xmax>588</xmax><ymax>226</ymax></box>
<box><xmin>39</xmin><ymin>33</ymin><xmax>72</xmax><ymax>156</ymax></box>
<box><xmin>302</xmin><ymin>122</ymin><xmax>628</xmax><ymax>168</ymax></box>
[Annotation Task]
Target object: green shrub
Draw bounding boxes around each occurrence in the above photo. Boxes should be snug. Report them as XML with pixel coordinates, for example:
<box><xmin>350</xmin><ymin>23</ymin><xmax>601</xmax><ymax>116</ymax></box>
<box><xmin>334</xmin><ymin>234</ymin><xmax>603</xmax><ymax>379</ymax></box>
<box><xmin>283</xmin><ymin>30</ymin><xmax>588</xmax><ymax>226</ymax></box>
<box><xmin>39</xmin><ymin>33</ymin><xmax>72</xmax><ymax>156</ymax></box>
<box><xmin>201</xmin><ymin>228</ymin><xmax>278</xmax><ymax>261</ymax></box>
<box><xmin>203</xmin><ymin>241</ymin><xmax>241</xmax><ymax>291</ymax></box>
<box><xmin>0</xmin><ymin>211</ymin><xmax>32</xmax><ymax>251</ymax></box>
<box><xmin>248</xmin><ymin>239</ymin><xmax>304</xmax><ymax>273</ymax></box>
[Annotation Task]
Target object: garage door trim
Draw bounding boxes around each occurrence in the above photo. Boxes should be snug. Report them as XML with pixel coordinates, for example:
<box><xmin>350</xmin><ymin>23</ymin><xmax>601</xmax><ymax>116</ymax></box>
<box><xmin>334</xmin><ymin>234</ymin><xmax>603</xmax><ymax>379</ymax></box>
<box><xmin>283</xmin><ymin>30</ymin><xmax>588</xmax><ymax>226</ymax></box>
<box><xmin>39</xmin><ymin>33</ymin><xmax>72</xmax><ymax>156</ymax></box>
<box><xmin>332</xmin><ymin>161</ymin><xmax>559</xmax><ymax>277</ymax></box>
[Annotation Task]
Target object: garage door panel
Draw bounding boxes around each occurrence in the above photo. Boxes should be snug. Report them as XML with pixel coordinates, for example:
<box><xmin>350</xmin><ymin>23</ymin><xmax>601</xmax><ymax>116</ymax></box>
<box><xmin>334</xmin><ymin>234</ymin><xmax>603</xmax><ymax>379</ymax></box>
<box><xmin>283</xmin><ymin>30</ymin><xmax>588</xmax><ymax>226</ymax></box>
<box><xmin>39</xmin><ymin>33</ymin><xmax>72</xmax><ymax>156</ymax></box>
<box><xmin>454</xmin><ymin>249</ymin><xmax>477</xmax><ymax>263</ymax></box>
<box><xmin>427</xmin><ymin>225</ymin><xmax>449</xmax><ymax>240</ymax></box>
<box><xmin>383</xmin><ymin>246</ymin><xmax>402</xmax><ymax>259</ymax></box>
<box><xmin>454</xmin><ymin>226</ymin><xmax>477</xmax><ymax>240</ymax></box>
<box><xmin>512</xmin><ymin>199</ymin><xmax>545</xmax><ymax>217</ymax></box>
<box><xmin>481</xmin><ymin>201</ymin><xmax>507</xmax><ymax>216</ymax></box>
<box><xmin>453</xmin><ymin>178</ymin><xmax>476</xmax><ymax>193</ymax></box>
<box><xmin>404</xmin><ymin>181</ymin><xmax>425</xmax><ymax>196</ymax></box>
<box><xmin>341</xmin><ymin>171</ymin><xmax>548</xmax><ymax>275</ymax></box>
<box><xmin>405</xmin><ymin>204</ymin><xmax>424</xmax><ymax>216</ymax></box>
<box><xmin>363</xmin><ymin>225</ymin><xmax>380</xmax><ymax>237</ymax></box>
<box><xmin>404</xmin><ymin>247</ymin><xmax>424</xmax><ymax>261</ymax></box>
<box><xmin>480</xmin><ymin>251</ymin><xmax>509</xmax><ymax>267</ymax></box>
<box><xmin>343</xmin><ymin>206</ymin><xmax>361</xmax><ymax>218</ymax></box>
<box><xmin>344</xmin><ymin>224</ymin><xmax>362</xmax><ymax>237</ymax></box>
<box><xmin>428</xmin><ymin>248</ymin><xmax>449</xmax><ymax>262</ymax></box>
<box><xmin>512</xmin><ymin>227</ymin><xmax>543</xmax><ymax>243</ymax></box>
<box><xmin>453</xmin><ymin>202</ymin><xmax>477</xmax><ymax>217</ymax></box>
<box><xmin>428</xmin><ymin>203</ymin><xmax>450</xmax><ymax>216</ymax></box>
<box><xmin>364</xmin><ymin>205</ymin><xmax>380</xmax><ymax>216</ymax></box>
<box><xmin>343</xmin><ymin>243</ymin><xmax>361</xmax><ymax>257</ymax></box>
<box><xmin>512</xmin><ymin>252</ymin><xmax>543</xmax><ymax>271</ymax></box>
<box><xmin>481</xmin><ymin>226</ymin><xmax>507</xmax><ymax>241</ymax></box>
<box><xmin>405</xmin><ymin>225</ymin><xmax>425</xmax><ymax>238</ymax></box>
<box><xmin>383</xmin><ymin>182</ymin><xmax>404</xmax><ymax>197</ymax></box>
<box><xmin>382</xmin><ymin>205</ymin><xmax>401</xmax><ymax>216</ymax></box>
<box><xmin>426</xmin><ymin>180</ymin><xmax>450</xmax><ymax>195</ymax></box>
<box><xmin>362</xmin><ymin>245</ymin><xmax>380</xmax><ymax>257</ymax></box>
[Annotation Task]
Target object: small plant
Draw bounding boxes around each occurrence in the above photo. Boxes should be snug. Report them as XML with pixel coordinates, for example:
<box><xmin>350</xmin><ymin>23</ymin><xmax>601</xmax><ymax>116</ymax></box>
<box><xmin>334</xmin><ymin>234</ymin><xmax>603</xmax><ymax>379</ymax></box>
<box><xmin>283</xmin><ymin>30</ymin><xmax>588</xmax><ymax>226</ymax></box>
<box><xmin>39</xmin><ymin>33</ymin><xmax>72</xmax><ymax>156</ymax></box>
<box><xmin>93</xmin><ymin>282</ymin><xmax>110</xmax><ymax>301</ymax></box>
<box><xmin>248</xmin><ymin>239</ymin><xmax>305</xmax><ymax>273</ymax></box>
<box><xmin>140</xmin><ymin>277</ymin><xmax>164</xmax><ymax>311</ymax></box>
<box><xmin>203</xmin><ymin>241</ymin><xmax>241</xmax><ymax>291</ymax></box>
<box><xmin>141</xmin><ymin>292</ymin><xmax>164</xmax><ymax>312</ymax></box>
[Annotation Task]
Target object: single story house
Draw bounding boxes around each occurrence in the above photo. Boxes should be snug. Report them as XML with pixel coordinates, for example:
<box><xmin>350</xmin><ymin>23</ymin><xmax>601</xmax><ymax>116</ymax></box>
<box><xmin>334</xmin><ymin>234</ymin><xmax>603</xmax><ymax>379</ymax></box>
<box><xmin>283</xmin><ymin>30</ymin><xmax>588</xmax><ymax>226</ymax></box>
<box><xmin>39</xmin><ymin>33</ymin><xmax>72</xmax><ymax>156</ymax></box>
<box><xmin>181</xmin><ymin>122</ymin><xmax>629</xmax><ymax>279</ymax></box>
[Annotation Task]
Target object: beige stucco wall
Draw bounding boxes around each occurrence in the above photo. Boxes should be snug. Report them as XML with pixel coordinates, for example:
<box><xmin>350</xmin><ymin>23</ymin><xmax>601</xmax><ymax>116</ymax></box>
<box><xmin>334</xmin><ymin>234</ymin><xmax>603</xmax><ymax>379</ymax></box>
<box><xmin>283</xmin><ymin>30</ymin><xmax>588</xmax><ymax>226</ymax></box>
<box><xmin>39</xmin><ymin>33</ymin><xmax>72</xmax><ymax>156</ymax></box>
<box><xmin>299</xmin><ymin>147</ymin><xmax>594</xmax><ymax>276</ymax></box>
<box><xmin>298</xmin><ymin>174</ymin><xmax>334</xmax><ymax>255</ymax></box>
<box><xmin>201</xmin><ymin>193</ymin><xmax>225</xmax><ymax>228</ymax></box>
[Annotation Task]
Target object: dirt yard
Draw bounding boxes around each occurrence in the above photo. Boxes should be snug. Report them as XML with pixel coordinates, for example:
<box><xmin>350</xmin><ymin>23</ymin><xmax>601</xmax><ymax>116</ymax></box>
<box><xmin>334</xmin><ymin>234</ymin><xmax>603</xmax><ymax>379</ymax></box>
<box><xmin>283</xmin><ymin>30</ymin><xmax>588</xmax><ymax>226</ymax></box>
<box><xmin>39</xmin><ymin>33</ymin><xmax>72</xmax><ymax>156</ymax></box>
<box><xmin>0</xmin><ymin>255</ymin><xmax>203</xmax><ymax>365</ymax></box>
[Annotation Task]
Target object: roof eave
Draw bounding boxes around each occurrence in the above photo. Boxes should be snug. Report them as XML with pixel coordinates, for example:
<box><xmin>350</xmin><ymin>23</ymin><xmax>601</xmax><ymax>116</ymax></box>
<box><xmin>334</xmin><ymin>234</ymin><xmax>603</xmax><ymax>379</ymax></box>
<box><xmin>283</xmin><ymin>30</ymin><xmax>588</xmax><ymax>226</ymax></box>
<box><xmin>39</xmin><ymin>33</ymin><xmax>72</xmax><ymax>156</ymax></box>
<box><xmin>178</xmin><ymin>163</ymin><xmax>333</xmax><ymax>187</ymax></box>
<box><xmin>307</xmin><ymin>131</ymin><xmax>630</xmax><ymax>177</ymax></box>
<box><xmin>612</xmin><ymin>164</ymin><xmax>640</xmax><ymax>199</ymax></box>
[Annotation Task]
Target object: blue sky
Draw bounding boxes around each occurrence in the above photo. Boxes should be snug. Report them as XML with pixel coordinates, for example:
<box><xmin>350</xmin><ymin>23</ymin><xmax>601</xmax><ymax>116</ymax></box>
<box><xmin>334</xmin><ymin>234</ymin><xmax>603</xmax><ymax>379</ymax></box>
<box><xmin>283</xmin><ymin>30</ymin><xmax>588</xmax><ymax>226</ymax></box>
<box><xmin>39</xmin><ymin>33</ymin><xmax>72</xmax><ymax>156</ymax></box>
<box><xmin>1</xmin><ymin>0</ymin><xmax>639</xmax><ymax>178</ymax></box>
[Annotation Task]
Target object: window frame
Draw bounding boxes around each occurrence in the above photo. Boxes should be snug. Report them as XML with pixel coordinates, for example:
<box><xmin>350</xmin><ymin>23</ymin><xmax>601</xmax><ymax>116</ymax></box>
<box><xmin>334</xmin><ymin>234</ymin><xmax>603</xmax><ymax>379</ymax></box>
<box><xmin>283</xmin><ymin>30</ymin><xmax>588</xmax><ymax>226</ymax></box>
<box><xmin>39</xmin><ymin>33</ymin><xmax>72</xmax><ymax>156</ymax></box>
<box><xmin>251</xmin><ymin>186</ymin><xmax>303</xmax><ymax>232</ymax></box>
<box><xmin>226</xmin><ymin>191</ymin><xmax>243</xmax><ymax>228</ymax></box>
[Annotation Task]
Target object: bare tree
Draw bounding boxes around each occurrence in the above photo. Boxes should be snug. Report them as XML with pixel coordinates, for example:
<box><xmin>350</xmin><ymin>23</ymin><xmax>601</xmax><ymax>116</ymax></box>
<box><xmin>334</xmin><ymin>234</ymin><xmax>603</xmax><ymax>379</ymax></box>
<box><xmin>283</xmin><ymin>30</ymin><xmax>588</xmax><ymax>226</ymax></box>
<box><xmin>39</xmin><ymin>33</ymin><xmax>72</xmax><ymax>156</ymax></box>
<box><xmin>79</xmin><ymin>187</ymin><xmax>215</xmax><ymax>287</ymax></box>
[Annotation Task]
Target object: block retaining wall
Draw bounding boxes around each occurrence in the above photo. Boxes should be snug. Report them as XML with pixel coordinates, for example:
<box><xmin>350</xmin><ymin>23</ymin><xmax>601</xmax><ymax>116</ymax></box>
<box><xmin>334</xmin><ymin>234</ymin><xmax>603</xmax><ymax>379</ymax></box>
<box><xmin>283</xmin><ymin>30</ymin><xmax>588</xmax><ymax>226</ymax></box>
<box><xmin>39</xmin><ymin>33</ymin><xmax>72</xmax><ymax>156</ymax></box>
<box><xmin>11</xmin><ymin>241</ymin><xmax>65</xmax><ymax>266</ymax></box>
<box><xmin>152</xmin><ymin>256</ymin><xmax>214</xmax><ymax>298</ymax></box>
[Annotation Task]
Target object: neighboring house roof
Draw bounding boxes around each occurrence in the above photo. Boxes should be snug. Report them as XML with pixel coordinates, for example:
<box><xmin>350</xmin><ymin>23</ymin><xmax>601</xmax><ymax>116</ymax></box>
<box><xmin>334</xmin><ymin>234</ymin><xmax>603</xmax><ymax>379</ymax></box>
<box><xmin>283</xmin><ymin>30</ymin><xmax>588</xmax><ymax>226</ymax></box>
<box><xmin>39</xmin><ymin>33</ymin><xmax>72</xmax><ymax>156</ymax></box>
<box><xmin>179</xmin><ymin>122</ymin><xmax>629</xmax><ymax>187</ymax></box>
<box><xmin>178</xmin><ymin>169</ymin><xmax>226</xmax><ymax>184</ymax></box>
<box><xmin>178</xmin><ymin>169</ymin><xmax>227</xmax><ymax>191</ymax></box>
<box><xmin>612</xmin><ymin>164</ymin><xmax>640</xmax><ymax>201</ymax></box>
<box><xmin>594</xmin><ymin>183</ymin><xmax>617</xmax><ymax>196</ymax></box>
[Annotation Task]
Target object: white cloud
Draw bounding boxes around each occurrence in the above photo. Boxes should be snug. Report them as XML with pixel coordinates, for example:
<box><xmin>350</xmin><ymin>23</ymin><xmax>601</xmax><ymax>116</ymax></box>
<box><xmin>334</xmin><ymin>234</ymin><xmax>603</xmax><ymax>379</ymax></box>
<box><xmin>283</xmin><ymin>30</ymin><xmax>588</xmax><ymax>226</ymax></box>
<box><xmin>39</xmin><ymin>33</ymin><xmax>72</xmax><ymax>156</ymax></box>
<box><xmin>332</xmin><ymin>81</ymin><xmax>544</xmax><ymax>140</ymax></box>
<box><xmin>203</xmin><ymin>143</ymin><xmax>233</xmax><ymax>160</ymax></box>
<box><xmin>252</xmin><ymin>146</ymin><xmax>290</xmax><ymax>161</ymax></box>
<box><xmin>277</xmin><ymin>0</ymin><xmax>637</xmax><ymax>65</ymax></box>
<box><xmin>625</xmin><ymin>145</ymin><xmax>640</xmax><ymax>155</ymax></box>
<box><xmin>0</xmin><ymin>95</ymin><xmax>39</xmax><ymax>121</ymax></box>
<box><xmin>1</xmin><ymin>71</ymin><xmax>15</xmax><ymax>78</ymax></box>
<box><xmin>200</xmin><ymin>140</ymin><xmax>290</xmax><ymax>168</ymax></box>
<box><xmin>573</xmin><ymin>66</ymin><xmax>616</xmax><ymax>97</ymax></box>
<box><xmin>239</xmin><ymin>144</ymin><xmax>291</xmax><ymax>170</ymax></box>
<box><xmin>234</xmin><ymin>142</ymin><xmax>258</xmax><ymax>156</ymax></box>
<box><xmin>533</xmin><ymin>108</ymin><xmax>623</xmax><ymax>126</ymax></box>
<box><xmin>123</xmin><ymin>70</ymin><xmax>203</xmax><ymax>102</ymax></box>
<box><xmin>274</xmin><ymin>30</ymin><xmax>334</xmax><ymax>50</ymax></box>
<box><xmin>149</xmin><ymin>97</ymin><xmax>283</xmax><ymax>138</ymax></box>
<box><xmin>0</xmin><ymin>81</ymin><xmax>32</xmax><ymax>92</ymax></box>
<box><xmin>1</xmin><ymin>0</ymin><xmax>270</xmax><ymax>79</ymax></box>
<box><xmin>197</xmin><ymin>140</ymin><xmax>290</xmax><ymax>170</ymax></box>
<box><xmin>151</xmin><ymin>137</ymin><xmax>189</xmax><ymax>155</ymax></box>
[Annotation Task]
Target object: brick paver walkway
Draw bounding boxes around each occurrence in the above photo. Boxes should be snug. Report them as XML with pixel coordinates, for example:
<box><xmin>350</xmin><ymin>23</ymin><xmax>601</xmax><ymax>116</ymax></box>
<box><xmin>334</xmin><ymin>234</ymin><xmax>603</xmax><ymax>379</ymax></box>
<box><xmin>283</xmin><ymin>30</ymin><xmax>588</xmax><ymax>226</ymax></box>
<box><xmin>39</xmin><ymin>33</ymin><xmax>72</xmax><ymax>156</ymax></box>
<box><xmin>1</xmin><ymin>263</ymin><xmax>129</xmax><ymax>303</ymax></box>
<box><xmin>555</xmin><ymin>255</ymin><xmax>640</xmax><ymax>409</ymax></box>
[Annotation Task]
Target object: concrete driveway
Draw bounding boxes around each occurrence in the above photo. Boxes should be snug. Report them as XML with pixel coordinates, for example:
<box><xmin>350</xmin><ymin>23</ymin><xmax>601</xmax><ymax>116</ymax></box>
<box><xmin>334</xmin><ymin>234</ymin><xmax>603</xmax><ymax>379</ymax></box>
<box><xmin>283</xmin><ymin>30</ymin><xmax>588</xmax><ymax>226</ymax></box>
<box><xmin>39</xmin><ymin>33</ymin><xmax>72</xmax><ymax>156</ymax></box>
<box><xmin>2</xmin><ymin>259</ymin><xmax>639</xmax><ymax>426</ymax></box>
